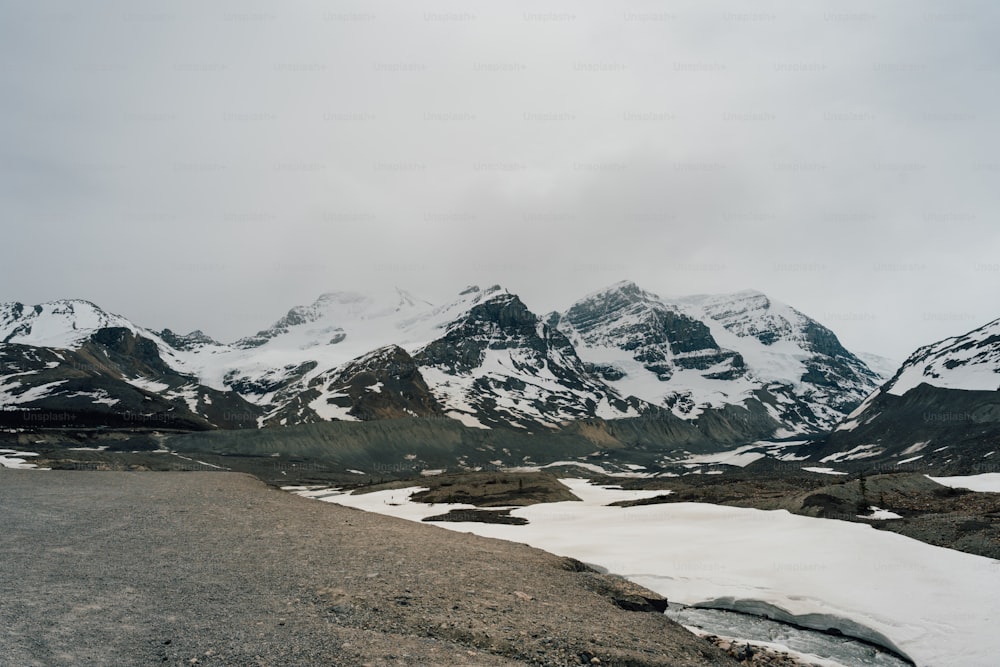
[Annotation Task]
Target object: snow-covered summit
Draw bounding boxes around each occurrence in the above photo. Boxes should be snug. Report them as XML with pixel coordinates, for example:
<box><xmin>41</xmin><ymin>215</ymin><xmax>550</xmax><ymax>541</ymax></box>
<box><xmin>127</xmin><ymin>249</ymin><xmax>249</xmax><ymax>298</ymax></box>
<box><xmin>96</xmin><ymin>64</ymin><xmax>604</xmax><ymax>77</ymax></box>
<box><xmin>163</xmin><ymin>284</ymin><xmax>636</xmax><ymax>429</ymax></box>
<box><xmin>885</xmin><ymin>317</ymin><xmax>1000</xmax><ymax>395</ymax></box>
<box><xmin>676</xmin><ymin>289</ymin><xmax>802</xmax><ymax>347</ymax></box>
<box><xmin>553</xmin><ymin>282</ymin><xmax>881</xmax><ymax>435</ymax></box>
<box><xmin>0</xmin><ymin>284</ymin><xmax>885</xmax><ymax>439</ymax></box>
<box><xmin>819</xmin><ymin>316</ymin><xmax>1000</xmax><ymax>468</ymax></box>
<box><xmin>0</xmin><ymin>299</ymin><xmax>141</xmax><ymax>349</ymax></box>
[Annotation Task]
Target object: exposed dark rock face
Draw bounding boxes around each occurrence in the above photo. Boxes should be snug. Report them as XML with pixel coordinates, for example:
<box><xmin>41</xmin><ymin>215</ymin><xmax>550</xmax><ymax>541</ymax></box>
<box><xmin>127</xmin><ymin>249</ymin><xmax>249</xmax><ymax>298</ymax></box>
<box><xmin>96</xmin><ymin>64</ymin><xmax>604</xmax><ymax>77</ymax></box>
<box><xmin>0</xmin><ymin>329</ymin><xmax>261</xmax><ymax>430</ymax></box>
<box><xmin>812</xmin><ymin>317</ymin><xmax>1000</xmax><ymax>471</ymax></box>
<box><xmin>85</xmin><ymin>327</ymin><xmax>177</xmax><ymax>377</ymax></box>
<box><xmin>158</xmin><ymin>328</ymin><xmax>220</xmax><ymax>351</ymax></box>
<box><xmin>798</xmin><ymin>320</ymin><xmax>881</xmax><ymax>412</ymax></box>
<box><xmin>417</xmin><ymin>293</ymin><xmax>544</xmax><ymax>374</ymax></box>
<box><xmin>422</xmin><ymin>508</ymin><xmax>529</xmax><ymax>525</ymax></box>
<box><xmin>692</xmin><ymin>400</ymin><xmax>786</xmax><ymax>445</ymax></box>
<box><xmin>559</xmin><ymin>282</ymin><xmax>743</xmax><ymax>382</ymax></box>
<box><xmin>311</xmin><ymin>345</ymin><xmax>444</xmax><ymax>421</ymax></box>
<box><xmin>812</xmin><ymin>383</ymin><xmax>1000</xmax><ymax>471</ymax></box>
<box><xmin>414</xmin><ymin>291</ymin><xmax>646</xmax><ymax>430</ymax></box>
<box><xmin>554</xmin><ymin>282</ymin><xmax>881</xmax><ymax>442</ymax></box>
<box><xmin>225</xmin><ymin>361</ymin><xmax>318</xmax><ymax>400</ymax></box>
<box><xmin>585</xmin><ymin>362</ymin><xmax>627</xmax><ymax>382</ymax></box>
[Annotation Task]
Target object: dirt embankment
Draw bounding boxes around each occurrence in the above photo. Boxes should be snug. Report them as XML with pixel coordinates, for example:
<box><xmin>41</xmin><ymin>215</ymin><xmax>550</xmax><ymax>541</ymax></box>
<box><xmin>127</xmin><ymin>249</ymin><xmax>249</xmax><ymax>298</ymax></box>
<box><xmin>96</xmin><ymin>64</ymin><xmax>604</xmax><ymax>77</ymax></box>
<box><xmin>0</xmin><ymin>471</ymin><xmax>737</xmax><ymax>666</ymax></box>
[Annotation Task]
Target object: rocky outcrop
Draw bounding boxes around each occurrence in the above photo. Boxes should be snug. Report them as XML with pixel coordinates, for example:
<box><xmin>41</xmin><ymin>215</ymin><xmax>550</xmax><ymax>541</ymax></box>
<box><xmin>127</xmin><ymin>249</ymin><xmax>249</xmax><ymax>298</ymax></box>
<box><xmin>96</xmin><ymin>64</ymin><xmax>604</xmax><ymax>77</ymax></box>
<box><xmin>311</xmin><ymin>345</ymin><xmax>444</xmax><ymax>422</ymax></box>
<box><xmin>414</xmin><ymin>290</ymin><xmax>646</xmax><ymax>430</ymax></box>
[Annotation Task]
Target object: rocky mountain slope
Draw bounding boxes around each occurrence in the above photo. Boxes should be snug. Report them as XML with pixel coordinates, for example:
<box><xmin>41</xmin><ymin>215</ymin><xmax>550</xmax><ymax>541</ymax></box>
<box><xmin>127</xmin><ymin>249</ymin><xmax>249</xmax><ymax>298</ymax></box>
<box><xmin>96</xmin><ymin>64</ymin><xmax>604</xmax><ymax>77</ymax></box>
<box><xmin>170</xmin><ymin>285</ymin><xmax>648</xmax><ymax>431</ymax></box>
<box><xmin>0</xmin><ymin>287</ymin><xmax>647</xmax><ymax>433</ymax></box>
<box><xmin>814</xmin><ymin>317</ymin><xmax>1000</xmax><ymax>470</ymax></box>
<box><xmin>0</xmin><ymin>301</ymin><xmax>259</xmax><ymax>430</ymax></box>
<box><xmin>1</xmin><ymin>283</ymin><xmax>886</xmax><ymax>448</ymax></box>
<box><xmin>550</xmin><ymin>281</ymin><xmax>882</xmax><ymax>440</ymax></box>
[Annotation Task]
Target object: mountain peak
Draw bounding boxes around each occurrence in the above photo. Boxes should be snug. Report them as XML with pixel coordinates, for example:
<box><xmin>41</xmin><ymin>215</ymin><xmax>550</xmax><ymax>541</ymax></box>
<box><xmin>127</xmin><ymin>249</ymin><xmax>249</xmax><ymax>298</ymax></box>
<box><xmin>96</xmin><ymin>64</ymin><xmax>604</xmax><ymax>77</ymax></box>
<box><xmin>609</xmin><ymin>279</ymin><xmax>641</xmax><ymax>292</ymax></box>
<box><xmin>885</xmin><ymin>316</ymin><xmax>1000</xmax><ymax>396</ymax></box>
<box><xmin>0</xmin><ymin>298</ymin><xmax>137</xmax><ymax>349</ymax></box>
<box><xmin>314</xmin><ymin>291</ymin><xmax>370</xmax><ymax>306</ymax></box>
<box><xmin>159</xmin><ymin>328</ymin><xmax>220</xmax><ymax>350</ymax></box>
<box><xmin>678</xmin><ymin>288</ymin><xmax>770</xmax><ymax>307</ymax></box>
<box><xmin>395</xmin><ymin>287</ymin><xmax>433</xmax><ymax>310</ymax></box>
<box><xmin>458</xmin><ymin>284</ymin><xmax>508</xmax><ymax>296</ymax></box>
<box><xmin>577</xmin><ymin>280</ymin><xmax>662</xmax><ymax>307</ymax></box>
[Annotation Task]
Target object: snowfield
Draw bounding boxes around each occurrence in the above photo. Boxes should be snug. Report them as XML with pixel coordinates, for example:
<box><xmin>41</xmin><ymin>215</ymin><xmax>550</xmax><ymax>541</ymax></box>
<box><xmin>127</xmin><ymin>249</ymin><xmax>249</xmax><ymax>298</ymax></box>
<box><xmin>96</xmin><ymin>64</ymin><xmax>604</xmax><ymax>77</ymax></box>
<box><xmin>0</xmin><ymin>449</ymin><xmax>48</xmax><ymax>470</ymax></box>
<box><xmin>297</xmin><ymin>478</ymin><xmax>1000</xmax><ymax>667</ymax></box>
<box><xmin>927</xmin><ymin>473</ymin><xmax>1000</xmax><ymax>493</ymax></box>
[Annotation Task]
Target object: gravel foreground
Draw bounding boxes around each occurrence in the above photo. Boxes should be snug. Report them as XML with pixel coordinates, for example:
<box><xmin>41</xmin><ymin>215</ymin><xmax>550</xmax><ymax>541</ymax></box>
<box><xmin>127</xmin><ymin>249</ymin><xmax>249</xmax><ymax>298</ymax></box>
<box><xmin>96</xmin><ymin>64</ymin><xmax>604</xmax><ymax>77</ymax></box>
<box><xmin>0</xmin><ymin>471</ymin><xmax>737</xmax><ymax>666</ymax></box>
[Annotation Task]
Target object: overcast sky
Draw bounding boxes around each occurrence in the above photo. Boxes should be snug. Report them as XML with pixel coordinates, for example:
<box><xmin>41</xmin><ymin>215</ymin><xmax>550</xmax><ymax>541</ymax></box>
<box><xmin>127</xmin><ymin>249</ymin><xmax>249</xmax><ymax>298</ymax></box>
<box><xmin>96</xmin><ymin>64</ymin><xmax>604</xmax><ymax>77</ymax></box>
<box><xmin>2</xmin><ymin>0</ymin><xmax>997</xmax><ymax>361</ymax></box>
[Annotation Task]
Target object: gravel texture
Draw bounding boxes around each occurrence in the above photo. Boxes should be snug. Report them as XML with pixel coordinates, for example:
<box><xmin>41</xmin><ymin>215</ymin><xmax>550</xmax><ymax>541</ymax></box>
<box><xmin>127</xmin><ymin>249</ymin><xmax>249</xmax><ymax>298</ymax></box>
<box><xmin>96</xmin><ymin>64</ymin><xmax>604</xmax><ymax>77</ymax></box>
<box><xmin>0</xmin><ymin>471</ymin><xmax>737</xmax><ymax>666</ymax></box>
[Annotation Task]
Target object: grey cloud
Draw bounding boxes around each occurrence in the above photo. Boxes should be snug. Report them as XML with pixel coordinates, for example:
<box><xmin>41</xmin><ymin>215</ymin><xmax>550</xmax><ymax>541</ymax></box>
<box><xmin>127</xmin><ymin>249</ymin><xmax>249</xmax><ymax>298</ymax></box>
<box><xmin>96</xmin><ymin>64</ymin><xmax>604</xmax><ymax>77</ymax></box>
<box><xmin>1</xmin><ymin>0</ymin><xmax>997</xmax><ymax>359</ymax></box>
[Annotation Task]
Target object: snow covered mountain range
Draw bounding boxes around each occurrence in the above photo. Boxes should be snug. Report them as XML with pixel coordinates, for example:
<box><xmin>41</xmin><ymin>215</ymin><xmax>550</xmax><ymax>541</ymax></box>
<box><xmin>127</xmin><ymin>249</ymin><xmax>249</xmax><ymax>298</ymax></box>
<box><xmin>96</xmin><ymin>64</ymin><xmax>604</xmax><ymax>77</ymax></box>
<box><xmin>1</xmin><ymin>282</ymin><xmax>895</xmax><ymax>445</ymax></box>
<box><xmin>550</xmin><ymin>282</ymin><xmax>881</xmax><ymax>438</ymax></box>
<box><xmin>817</xmin><ymin>316</ymin><xmax>1000</xmax><ymax>468</ymax></box>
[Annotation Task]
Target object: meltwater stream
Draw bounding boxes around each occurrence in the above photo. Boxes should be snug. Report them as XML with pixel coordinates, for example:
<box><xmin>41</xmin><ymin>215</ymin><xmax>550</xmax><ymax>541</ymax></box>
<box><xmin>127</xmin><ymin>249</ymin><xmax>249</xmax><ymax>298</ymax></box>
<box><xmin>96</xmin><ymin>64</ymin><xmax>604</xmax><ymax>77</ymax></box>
<box><xmin>664</xmin><ymin>603</ymin><xmax>912</xmax><ymax>667</ymax></box>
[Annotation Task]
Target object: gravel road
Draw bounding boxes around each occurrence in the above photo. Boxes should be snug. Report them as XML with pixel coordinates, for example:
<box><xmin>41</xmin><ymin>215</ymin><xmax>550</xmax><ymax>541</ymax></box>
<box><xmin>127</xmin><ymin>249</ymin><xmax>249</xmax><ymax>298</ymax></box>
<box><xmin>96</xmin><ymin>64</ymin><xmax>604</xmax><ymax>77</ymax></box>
<box><xmin>0</xmin><ymin>471</ymin><xmax>736</xmax><ymax>666</ymax></box>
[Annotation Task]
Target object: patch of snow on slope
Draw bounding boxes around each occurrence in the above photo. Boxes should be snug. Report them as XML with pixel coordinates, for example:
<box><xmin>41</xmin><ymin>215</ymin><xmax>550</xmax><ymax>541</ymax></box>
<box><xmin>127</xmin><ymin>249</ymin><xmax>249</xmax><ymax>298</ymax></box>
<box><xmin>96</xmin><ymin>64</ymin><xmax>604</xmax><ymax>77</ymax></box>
<box><xmin>125</xmin><ymin>377</ymin><xmax>170</xmax><ymax>394</ymax></box>
<box><xmin>61</xmin><ymin>389</ymin><xmax>120</xmax><ymax>406</ymax></box>
<box><xmin>834</xmin><ymin>389</ymin><xmax>881</xmax><ymax>432</ymax></box>
<box><xmin>307</xmin><ymin>391</ymin><xmax>359</xmax><ymax>422</ymax></box>
<box><xmin>0</xmin><ymin>449</ymin><xmax>48</xmax><ymax>469</ymax></box>
<box><xmin>928</xmin><ymin>473</ymin><xmax>1000</xmax><ymax>493</ymax></box>
<box><xmin>820</xmin><ymin>444</ymin><xmax>883</xmax><ymax>464</ymax></box>
<box><xmin>900</xmin><ymin>441</ymin><xmax>928</xmax><ymax>456</ymax></box>
<box><xmin>674</xmin><ymin>445</ymin><xmax>767</xmax><ymax>468</ymax></box>
<box><xmin>0</xmin><ymin>380</ymin><xmax>69</xmax><ymax>405</ymax></box>
<box><xmin>858</xmin><ymin>507</ymin><xmax>902</xmax><ymax>520</ymax></box>
<box><xmin>164</xmin><ymin>384</ymin><xmax>200</xmax><ymax>413</ymax></box>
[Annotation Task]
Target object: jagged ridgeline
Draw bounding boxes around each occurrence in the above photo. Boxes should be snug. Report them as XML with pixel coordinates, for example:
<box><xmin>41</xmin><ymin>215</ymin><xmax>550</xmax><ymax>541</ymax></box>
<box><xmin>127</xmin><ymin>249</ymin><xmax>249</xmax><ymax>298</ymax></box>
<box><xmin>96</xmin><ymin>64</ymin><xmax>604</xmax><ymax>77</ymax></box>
<box><xmin>1</xmin><ymin>283</ymin><xmax>892</xmax><ymax>450</ymax></box>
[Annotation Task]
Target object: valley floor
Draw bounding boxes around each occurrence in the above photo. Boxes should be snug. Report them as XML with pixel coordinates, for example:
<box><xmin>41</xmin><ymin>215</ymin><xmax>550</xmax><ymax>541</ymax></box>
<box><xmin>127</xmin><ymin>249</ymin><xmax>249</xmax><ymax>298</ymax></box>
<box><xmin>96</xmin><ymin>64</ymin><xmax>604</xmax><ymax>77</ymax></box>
<box><xmin>0</xmin><ymin>470</ymin><xmax>737</xmax><ymax>667</ymax></box>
